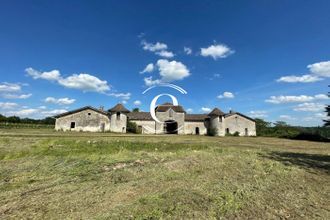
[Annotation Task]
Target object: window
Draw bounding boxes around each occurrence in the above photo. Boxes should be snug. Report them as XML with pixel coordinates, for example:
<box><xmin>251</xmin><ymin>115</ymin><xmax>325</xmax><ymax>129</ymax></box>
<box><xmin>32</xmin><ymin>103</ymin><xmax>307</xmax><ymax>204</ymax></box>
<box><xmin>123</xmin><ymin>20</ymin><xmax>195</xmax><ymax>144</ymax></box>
<box><xmin>195</xmin><ymin>127</ymin><xmax>200</xmax><ymax>135</ymax></box>
<box><xmin>88</xmin><ymin>112</ymin><xmax>91</xmax><ymax>116</ymax></box>
<box><xmin>116</xmin><ymin>112</ymin><xmax>120</xmax><ymax>120</ymax></box>
<box><xmin>70</xmin><ymin>122</ymin><xmax>75</xmax><ymax>129</ymax></box>
<box><xmin>226</xmin><ymin>128</ymin><xmax>229</xmax><ymax>134</ymax></box>
<box><xmin>245</xmin><ymin>128</ymin><xmax>248</xmax><ymax>136</ymax></box>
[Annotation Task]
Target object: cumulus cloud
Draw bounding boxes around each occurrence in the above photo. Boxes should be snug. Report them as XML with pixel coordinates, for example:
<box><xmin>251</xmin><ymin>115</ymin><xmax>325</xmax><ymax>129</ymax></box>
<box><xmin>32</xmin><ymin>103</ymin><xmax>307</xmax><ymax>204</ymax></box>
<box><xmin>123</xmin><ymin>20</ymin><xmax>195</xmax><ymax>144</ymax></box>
<box><xmin>1</xmin><ymin>93</ymin><xmax>32</xmax><ymax>99</ymax></box>
<box><xmin>140</xmin><ymin>63</ymin><xmax>154</xmax><ymax>74</ymax></box>
<box><xmin>184</xmin><ymin>47</ymin><xmax>192</xmax><ymax>55</ymax></box>
<box><xmin>0</xmin><ymin>82</ymin><xmax>32</xmax><ymax>99</ymax></box>
<box><xmin>141</xmin><ymin>40</ymin><xmax>174</xmax><ymax>58</ymax></box>
<box><xmin>248</xmin><ymin>110</ymin><xmax>268</xmax><ymax>118</ymax></box>
<box><xmin>25</xmin><ymin>68</ymin><xmax>61</xmax><ymax>81</ymax></box>
<box><xmin>217</xmin><ymin>92</ymin><xmax>235</xmax><ymax>99</ymax></box>
<box><xmin>58</xmin><ymin>74</ymin><xmax>110</xmax><ymax>93</ymax></box>
<box><xmin>44</xmin><ymin>97</ymin><xmax>76</xmax><ymax>105</ymax></box>
<box><xmin>41</xmin><ymin>109</ymin><xmax>67</xmax><ymax>117</ymax></box>
<box><xmin>200</xmin><ymin>44</ymin><xmax>234</xmax><ymax>60</ymax></box>
<box><xmin>307</xmin><ymin>61</ymin><xmax>330</xmax><ymax>77</ymax></box>
<box><xmin>144</xmin><ymin>59</ymin><xmax>190</xmax><ymax>86</ymax></box>
<box><xmin>133</xmin><ymin>100</ymin><xmax>142</xmax><ymax>106</ymax></box>
<box><xmin>186</xmin><ymin>108</ymin><xmax>193</xmax><ymax>113</ymax></box>
<box><xmin>0</xmin><ymin>102</ymin><xmax>18</xmax><ymax>109</ymax></box>
<box><xmin>277</xmin><ymin>60</ymin><xmax>330</xmax><ymax>83</ymax></box>
<box><xmin>26</xmin><ymin>68</ymin><xmax>111</xmax><ymax>93</ymax></box>
<box><xmin>107</xmin><ymin>92</ymin><xmax>131</xmax><ymax>100</ymax></box>
<box><xmin>201</xmin><ymin>107</ymin><xmax>211</xmax><ymax>113</ymax></box>
<box><xmin>276</xmin><ymin>74</ymin><xmax>322</xmax><ymax>83</ymax></box>
<box><xmin>293</xmin><ymin>103</ymin><xmax>325</xmax><ymax>112</ymax></box>
<box><xmin>265</xmin><ymin>94</ymin><xmax>328</xmax><ymax>104</ymax></box>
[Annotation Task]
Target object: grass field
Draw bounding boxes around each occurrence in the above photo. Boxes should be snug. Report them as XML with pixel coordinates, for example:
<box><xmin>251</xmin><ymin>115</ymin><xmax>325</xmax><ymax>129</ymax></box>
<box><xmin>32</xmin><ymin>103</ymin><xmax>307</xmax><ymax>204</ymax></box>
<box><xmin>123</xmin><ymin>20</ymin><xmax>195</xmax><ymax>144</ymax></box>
<box><xmin>0</xmin><ymin>128</ymin><xmax>329</xmax><ymax>219</ymax></box>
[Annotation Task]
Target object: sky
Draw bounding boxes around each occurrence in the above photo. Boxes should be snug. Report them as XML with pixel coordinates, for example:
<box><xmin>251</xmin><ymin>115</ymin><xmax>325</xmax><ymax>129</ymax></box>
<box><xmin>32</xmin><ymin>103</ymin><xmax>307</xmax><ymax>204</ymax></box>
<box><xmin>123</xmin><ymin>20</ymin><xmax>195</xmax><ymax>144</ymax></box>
<box><xmin>0</xmin><ymin>0</ymin><xmax>329</xmax><ymax>126</ymax></box>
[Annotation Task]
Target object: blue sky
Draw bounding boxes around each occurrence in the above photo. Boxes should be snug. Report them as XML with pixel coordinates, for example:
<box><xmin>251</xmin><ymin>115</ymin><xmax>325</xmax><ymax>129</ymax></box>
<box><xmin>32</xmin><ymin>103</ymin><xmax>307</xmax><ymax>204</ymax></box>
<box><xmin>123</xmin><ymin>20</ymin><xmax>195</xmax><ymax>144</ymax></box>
<box><xmin>0</xmin><ymin>0</ymin><xmax>329</xmax><ymax>126</ymax></box>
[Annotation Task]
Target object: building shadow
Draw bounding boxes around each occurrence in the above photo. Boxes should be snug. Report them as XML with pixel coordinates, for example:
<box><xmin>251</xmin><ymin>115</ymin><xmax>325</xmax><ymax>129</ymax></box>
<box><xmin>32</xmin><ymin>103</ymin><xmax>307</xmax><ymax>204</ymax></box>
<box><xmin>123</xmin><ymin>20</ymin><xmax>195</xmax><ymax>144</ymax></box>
<box><xmin>263</xmin><ymin>151</ymin><xmax>330</xmax><ymax>174</ymax></box>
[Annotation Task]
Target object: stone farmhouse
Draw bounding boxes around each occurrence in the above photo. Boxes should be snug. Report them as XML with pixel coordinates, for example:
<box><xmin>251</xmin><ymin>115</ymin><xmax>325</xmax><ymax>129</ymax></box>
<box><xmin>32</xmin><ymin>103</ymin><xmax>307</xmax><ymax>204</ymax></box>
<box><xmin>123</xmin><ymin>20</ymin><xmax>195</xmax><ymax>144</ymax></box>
<box><xmin>54</xmin><ymin>103</ymin><xmax>256</xmax><ymax>136</ymax></box>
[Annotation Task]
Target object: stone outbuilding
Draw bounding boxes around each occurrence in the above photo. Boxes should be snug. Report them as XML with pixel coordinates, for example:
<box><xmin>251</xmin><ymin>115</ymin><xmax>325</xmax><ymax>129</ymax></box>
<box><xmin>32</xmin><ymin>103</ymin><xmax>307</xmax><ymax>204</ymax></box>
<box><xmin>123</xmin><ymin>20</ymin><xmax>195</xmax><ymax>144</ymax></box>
<box><xmin>54</xmin><ymin>103</ymin><xmax>256</xmax><ymax>136</ymax></box>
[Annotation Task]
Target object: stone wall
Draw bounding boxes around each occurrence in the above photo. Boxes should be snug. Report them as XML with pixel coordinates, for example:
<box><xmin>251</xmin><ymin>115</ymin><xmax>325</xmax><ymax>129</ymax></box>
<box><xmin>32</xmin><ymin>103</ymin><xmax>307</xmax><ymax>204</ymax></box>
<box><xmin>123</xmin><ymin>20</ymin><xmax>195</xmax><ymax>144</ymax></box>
<box><xmin>109</xmin><ymin>113</ymin><xmax>127</xmax><ymax>133</ymax></box>
<box><xmin>130</xmin><ymin>120</ymin><xmax>156</xmax><ymax>134</ymax></box>
<box><xmin>184</xmin><ymin>121</ymin><xmax>207</xmax><ymax>135</ymax></box>
<box><xmin>223</xmin><ymin>114</ymin><xmax>256</xmax><ymax>136</ymax></box>
<box><xmin>155</xmin><ymin>110</ymin><xmax>185</xmax><ymax>134</ymax></box>
<box><xmin>55</xmin><ymin>109</ymin><xmax>110</xmax><ymax>132</ymax></box>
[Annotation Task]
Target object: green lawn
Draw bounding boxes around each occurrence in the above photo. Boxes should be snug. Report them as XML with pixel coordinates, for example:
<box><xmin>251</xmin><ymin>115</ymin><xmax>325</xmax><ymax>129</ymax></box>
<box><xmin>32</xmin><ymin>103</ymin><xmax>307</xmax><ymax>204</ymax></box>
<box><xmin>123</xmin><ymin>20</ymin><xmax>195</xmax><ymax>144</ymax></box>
<box><xmin>0</xmin><ymin>128</ymin><xmax>329</xmax><ymax>219</ymax></box>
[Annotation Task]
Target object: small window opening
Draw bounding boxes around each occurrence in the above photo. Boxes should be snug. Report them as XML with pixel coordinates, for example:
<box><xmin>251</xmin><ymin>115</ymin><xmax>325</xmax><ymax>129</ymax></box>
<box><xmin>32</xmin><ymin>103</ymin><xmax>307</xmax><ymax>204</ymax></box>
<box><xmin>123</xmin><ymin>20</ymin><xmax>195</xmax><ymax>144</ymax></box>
<box><xmin>70</xmin><ymin>122</ymin><xmax>75</xmax><ymax>129</ymax></box>
<box><xmin>116</xmin><ymin>112</ymin><xmax>120</xmax><ymax>120</ymax></box>
<box><xmin>88</xmin><ymin>112</ymin><xmax>91</xmax><ymax>116</ymax></box>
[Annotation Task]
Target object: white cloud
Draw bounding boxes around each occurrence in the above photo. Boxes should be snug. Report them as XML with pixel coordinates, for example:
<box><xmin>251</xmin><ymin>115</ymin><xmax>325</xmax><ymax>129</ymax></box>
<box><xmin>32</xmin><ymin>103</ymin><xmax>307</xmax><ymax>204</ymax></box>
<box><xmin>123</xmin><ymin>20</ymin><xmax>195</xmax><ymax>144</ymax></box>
<box><xmin>0</xmin><ymin>102</ymin><xmax>18</xmax><ymax>109</ymax></box>
<box><xmin>6</xmin><ymin>108</ymin><xmax>40</xmax><ymax>117</ymax></box>
<box><xmin>314</xmin><ymin>112</ymin><xmax>327</xmax><ymax>118</ymax></box>
<box><xmin>26</xmin><ymin>68</ymin><xmax>111</xmax><ymax>93</ymax></box>
<box><xmin>141</xmin><ymin>40</ymin><xmax>174</xmax><ymax>58</ymax></box>
<box><xmin>157</xmin><ymin>59</ymin><xmax>190</xmax><ymax>82</ymax></box>
<box><xmin>0</xmin><ymin>82</ymin><xmax>21</xmax><ymax>93</ymax></box>
<box><xmin>217</xmin><ymin>92</ymin><xmax>235</xmax><ymax>99</ymax></box>
<box><xmin>184</xmin><ymin>47</ymin><xmax>192</xmax><ymax>55</ymax></box>
<box><xmin>25</xmin><ymin>67</ymin><xmax>61</xmax><ymax>81</ymax></box>
<box><xmin>307</xmin><ymin>61</ymin><xmax>330</xmax><ymax>77</ymax></box>
<box><xmin>276</xmin><ymin>74</ymin><xmax>323</xmax><ymax>83</ymax></box>
<box><xmin>276</xmin><ymin>60</ymin><xmax>330</xmax><ymax>83</ymax></box>
<box><xmin>144</xmin><ymin>59</ymin><xmax>190</xmax><ymax>86</ymax></box>
<box><xmin>293</xmin><ymin>103</ymin><xmax>325</xmax><ymax>112</ymax></box>
<box><xmin>44</xmin><ymin>97</ymin><xmax>76</xmax><ymax>105</ymax></box>
<box><xmin>140</xmin><ymin>63</ymin><xmax>154</xmax><ymax>74</ymax></box>
<box><xmin>121</xmin><ymin>100</ymin><xmax>127</xmax><ymax>104</ymax></box>
<box><xmin>266</xmin><ymin>94</ymin><xmax>328</xmax><ymax>104</ymax></box>
<box><xmin>279</xmin><ymin>115</ymin><xmax>296</xmax><ymax>121</ymax></box>
<box><xmin>108</xmin><ymin>92</ymin><xmax>131</xmax><ymax>100</ymax></box>
<box><xmin>248</xmin><ymin>110</ymin><xmax>268</xmax><ymax>118</ymax></box>
<box><xmin>186</xmin><ymin>108</ymin><xmax>193</xmax><ymax>113</ymax></box>
<box><xmin>134</xmin><ymin>100</ymin><xmax>142</xmax><ymax>106</ymax></box>
<box><xmin>0</xmin><ymin>82</ymin><xmax>32</xmax><ymax>100</ymax></box>
<box><xmin>200</xmin><ymin>44</ymin><xmax>234</xmax><ymax>60</ymax></box>
<box><xmin>1</xmin><ymin>93</ymin><xmax>32</xmax><ymax>99</ymax></box>
<box><xmin>58</xmin><ymin>73</ymin><xmax>110</xmax><ymax>93</ymax></box>
<box><xmin>155</xmin><ymin>50</ymin><xmax>174</xmax><ymax>58</ymax></box>
<box><xmin>201</xmin><ymin>107</ymin><xmax>211</xmax><ymax>113</ymax></box>
<box><xmin>144</xmin><ymin>76</ymin><xmax>161</xmax><ymax>86</ymax></box>
<box><xmin>41</xmin><ymin>109</ymin><xmax>67</xmax><ymax>117</ymax></box>
<box><xmin>142</xmin><ymin>41</ymin><xmax>168</xmax><ymax>52</ymax></box>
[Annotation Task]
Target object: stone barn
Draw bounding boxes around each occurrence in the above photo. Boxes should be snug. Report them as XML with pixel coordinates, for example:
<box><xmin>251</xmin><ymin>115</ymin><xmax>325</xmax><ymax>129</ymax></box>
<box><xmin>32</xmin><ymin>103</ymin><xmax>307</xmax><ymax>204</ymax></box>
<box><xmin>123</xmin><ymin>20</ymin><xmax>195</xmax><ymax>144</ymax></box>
<box><xmin>54</xmin><ymin>103</ymin><xmax>256</xmax><ymax>136</ymax></box>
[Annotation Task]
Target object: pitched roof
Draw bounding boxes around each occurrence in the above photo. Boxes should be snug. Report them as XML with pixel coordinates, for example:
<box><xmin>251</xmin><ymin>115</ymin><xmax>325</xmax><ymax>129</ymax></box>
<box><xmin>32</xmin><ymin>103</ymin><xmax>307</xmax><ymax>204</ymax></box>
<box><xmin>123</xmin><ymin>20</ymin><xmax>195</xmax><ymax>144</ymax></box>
<box><xmin>185</xmin><ymin>114</ymin><xmax>208</xmax><ymax>122</ymax></box>
<box><xmin>224</xmin><ymin>112</ymin><xmax>256</xmax><ymax>122</ymax></box>
<box><xmin>208</xmin><ymin>108</ymin><xmax>225</xmax><ymax>116</ymax></box>
<box><xmin>127</xmin><ymin>112</ymin><xmax>153</xmax><ymax>120</ymax></box>
<box><xmin>108</xmin><ymin>103</ymin><xmax>130</xmax><ymax>113</ymax></box>
<box><xmin>155</xmin><ymin>103</ymin><xmax>185</xmax><ymax>113</ymax></box>
<box><xmin>53</xmin><ymin>106</ymin><xmax>109</xmax><ymax>118</ymax></box>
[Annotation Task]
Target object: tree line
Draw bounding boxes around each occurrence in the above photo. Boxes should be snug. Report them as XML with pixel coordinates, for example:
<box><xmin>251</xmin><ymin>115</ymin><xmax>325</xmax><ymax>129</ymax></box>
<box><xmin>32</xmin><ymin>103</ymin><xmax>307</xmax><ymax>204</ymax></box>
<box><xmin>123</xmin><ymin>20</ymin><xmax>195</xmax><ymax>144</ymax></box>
<box><xmin>0</xmin><ymin>114</ymin><xmax>55</xmax><ymax>125</ymax></box>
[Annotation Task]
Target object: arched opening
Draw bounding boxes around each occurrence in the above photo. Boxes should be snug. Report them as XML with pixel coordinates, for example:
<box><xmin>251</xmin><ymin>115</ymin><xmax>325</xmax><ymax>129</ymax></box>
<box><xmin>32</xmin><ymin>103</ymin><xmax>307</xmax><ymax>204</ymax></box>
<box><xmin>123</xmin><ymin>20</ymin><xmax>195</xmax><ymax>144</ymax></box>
<box><xmin>225</xmin><ymin>128</ymin><xmax>230</xmax><ymax>134</ymax></box>
<box><xmin>165</xmin><ymin>120</ymin><xmax>178</xmax><ymax>134</ymax></box>
<box><xmin>195</xmin><ymin>127</ymin><xmax>200</xmax><ymax>135</ymax></box>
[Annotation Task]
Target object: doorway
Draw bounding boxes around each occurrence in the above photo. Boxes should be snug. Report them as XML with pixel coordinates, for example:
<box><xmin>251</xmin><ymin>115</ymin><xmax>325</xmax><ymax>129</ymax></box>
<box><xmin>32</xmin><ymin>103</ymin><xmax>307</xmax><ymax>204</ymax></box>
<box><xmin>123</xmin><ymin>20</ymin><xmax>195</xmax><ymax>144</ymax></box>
<box><xmin>70</xmin><ymin>122</ymin><xmax>75</xmax><ymax>129</ymax></box>
<box><xmin>195</xmin><ymin>127</ymin><xmax>200</xmax><ymax>135</ymax></box>
<box><xmin>100</xmin><ymin>123</ymin><xmax>105</xmax><ymax>132</ymax></box>
<box><xmin>165</xmin><ymin>120</ymin><xmax>178</xmax><ymax>134</ymax></box>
